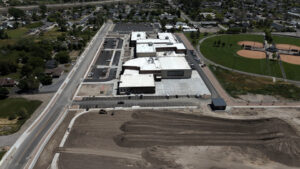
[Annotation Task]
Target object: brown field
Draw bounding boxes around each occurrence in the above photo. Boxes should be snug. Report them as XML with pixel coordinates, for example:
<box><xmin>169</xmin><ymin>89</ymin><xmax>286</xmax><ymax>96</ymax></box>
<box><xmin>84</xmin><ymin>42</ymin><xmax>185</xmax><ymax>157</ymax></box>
<box><xmin>238</xmin><ymin>41</ymin><xmax>264</xmax><ymax>48</ymax></box>
<box><xmin>280</xmin><ymin>54</ymin><xmax>300</xmax><ymax>65</ymax></box>
<box><xmin>42</xmin><ymin>109</ymin><xmax>300</xmax><ymax>169</ymax></box>
<box><xmin>237</xmin><ymin>50</ymin><xmax>266</xmax><ymax>59</ymax></box>
<box><xmin>276</xmin><ymin>44</ymin><xmax>300</xmax><ymax>51</ymax></box>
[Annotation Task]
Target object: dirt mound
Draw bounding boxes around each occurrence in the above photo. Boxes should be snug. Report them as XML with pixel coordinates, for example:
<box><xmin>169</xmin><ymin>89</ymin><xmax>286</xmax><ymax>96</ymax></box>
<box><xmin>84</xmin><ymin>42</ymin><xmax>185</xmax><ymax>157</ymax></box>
<box><xmin>115</xmin><ymin>111</ymin><xmax>300</xmax><ymax>167</ymax></box>
<box><xmin>280</xmin><ymin>54</ymin><xmax>300</xmax><ymax>65</ymax></box>
<box><xmin>238</xmin><ymin>41</ymin><xmax>264</xmax><ymax>48</ymax></box>
<box><xmin>276</xmin><ymin>44</ymin><xmax>300</xmax><ymax>51</ymax></box>
<box><xmin>237</xmin><ymin>50</ymin><xmax>266</xmax><ymax>59</ymax></box>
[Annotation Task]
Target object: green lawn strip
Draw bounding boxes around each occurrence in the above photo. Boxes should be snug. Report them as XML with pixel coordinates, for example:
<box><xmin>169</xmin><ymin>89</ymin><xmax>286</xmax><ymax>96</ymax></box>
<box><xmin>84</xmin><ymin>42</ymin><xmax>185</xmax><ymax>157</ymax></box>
<box><xmin>0</xmin><ymin>151</ymin><xmax>6</xmax><ymax>160</ymax></box>
<box><xmin>209</xmin><ymin>65</ymin><xmax>300</xmax><ymax>100</ymax></box>
<box><xmin>0</xmin><ymin>98</ymin><xmax>42</xmax><ymax>135</ymax></box>
<box><xmin>201</xmin><ymin>34</ymin><xmax>283</xmax><ymax>78</ymax></box>
<box><xmin>273</xmin><ymin>35</ymin><xmax>300</xmax><ymax>46</ymax></box>
<box><xmin>184</xmin><ymin>32</ymin><xmax>204</xmax><ymax>47</ymax></box>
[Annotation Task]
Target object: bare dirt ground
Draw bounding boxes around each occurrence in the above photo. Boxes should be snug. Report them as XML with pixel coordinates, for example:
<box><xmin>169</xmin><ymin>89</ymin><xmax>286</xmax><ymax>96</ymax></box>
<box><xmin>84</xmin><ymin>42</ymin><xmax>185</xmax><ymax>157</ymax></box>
<box><xmin>280</xmin><ymin>54</ymin><xmax>300</xmax><ymax>65</ymax></box>
<box><xmin>237</xmin><ymin>50</ymin><xmax>266</xmax><ymax>59</ymax></box>
<box><xmin>276</xmin><ymin>44</ymin><xmax>300</xmax><ymax>51</ymax></box>
<box><xmin>238</xmin><ymin>41</ymin><xmax>264</xmax><ymax>48</ymax></box>
<box><xmin>77</xmin><ymin>84</ymin><xmax>113</xmax><ymax>97</ymax></box>
<box><xmin>53</xmin><ymin>109</ymin><xmax>300</xmax><ymax>169</ymax></box>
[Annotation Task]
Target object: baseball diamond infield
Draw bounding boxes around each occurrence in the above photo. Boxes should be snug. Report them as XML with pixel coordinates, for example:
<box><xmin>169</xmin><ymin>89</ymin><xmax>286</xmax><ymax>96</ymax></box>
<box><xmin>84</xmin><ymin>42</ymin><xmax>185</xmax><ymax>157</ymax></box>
<box><xmin>276</xmin><ymin>44</ymin><xmax>300</xmax><ymax>51</ymax></box>
<box><xmin>280</xmin><ymin>55</ymin><xmax>300</xmax><ymax>65</ymax></box>
<box><xmin>238</xmin><ymin>41</ymin><xmax>264</xmax><ymax>48</ymax></box>
<box><xmin>200</xmin><ymin>34</ymin><xmax>300</xmax><ymax>81</ymax></box>
<box><xmin>237</xmin><ymin>50</ymin><xmax>266</xmax><ymax>59</ymax></box>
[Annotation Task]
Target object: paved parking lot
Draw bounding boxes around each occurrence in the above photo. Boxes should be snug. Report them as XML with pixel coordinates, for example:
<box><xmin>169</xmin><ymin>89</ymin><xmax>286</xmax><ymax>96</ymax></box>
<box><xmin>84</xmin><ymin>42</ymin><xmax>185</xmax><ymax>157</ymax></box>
<box><xmin>117</xmin><ymin>39</ymin><xmax>123</xmax><ymax>49</ymax></box>
<box><xmin>84</xmin><ymin>68</ymin><xmax>117</xmax><ymax>82</ymax></box>
<box><xmin>103</xmin><ymin>38</ymin><xmax>117</xmax><ymax>49</ymax></box>
<box><xmin>95</xmin><ymin>51</ymin><xmax>113</xmax><ymax>66</ymax></box>
<box><xmin>112</xmin><ymin>51</ymin><xmax>121</xmax><ymax>66</ymax></box>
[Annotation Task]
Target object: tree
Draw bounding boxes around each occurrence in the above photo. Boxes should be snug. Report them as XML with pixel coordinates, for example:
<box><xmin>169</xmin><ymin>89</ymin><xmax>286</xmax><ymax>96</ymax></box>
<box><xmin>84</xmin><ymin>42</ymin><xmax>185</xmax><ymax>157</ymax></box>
<box><xmin>18</xmin><ymin>76</ymin><xmax>39</xmax><ymax>91</ymax></box>
<box><xmin>0</xmin><ymin>87</ymin><xmax>9</xmax><ymax>99</ymax></box>
<box><xmin>55</xmin><ymin>51</ymin><xmax>70</xmax><ymax>64</ymax></box>
<box><xmin>39</xmin><ymin>5</ymin><xmax>47</xmax><ymax>17</ymax></box>
<box><xmin>38</xmin><ymin>74</ymin><xmax>52</xmax><ymax>85</ymax></box>
<box><xmin>8</xmin><ymin>8</ymin><xmax>25</xmax><ymax>20</ymax></box>
<box><xmin>0</xmin><ymin>29</ymin><xmax>8</xmax><ymax>39</ymax></box>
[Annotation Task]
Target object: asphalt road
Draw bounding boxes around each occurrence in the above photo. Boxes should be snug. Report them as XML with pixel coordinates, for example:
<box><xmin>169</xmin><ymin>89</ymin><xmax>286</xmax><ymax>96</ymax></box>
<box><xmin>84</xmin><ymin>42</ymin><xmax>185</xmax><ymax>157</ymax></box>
<box><xmin>74</xmin><ymin>98</ymin><xmax>203</xmax><ymax>109</ymax></box>
<box><xmin>0</xmin><ymin>22</ymin><xmax>112</xmax><ymax>169</ymax></box>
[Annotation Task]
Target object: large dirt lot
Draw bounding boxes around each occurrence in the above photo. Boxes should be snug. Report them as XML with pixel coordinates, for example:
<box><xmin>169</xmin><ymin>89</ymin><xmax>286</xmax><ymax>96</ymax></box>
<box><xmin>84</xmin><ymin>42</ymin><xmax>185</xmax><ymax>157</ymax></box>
<box><xmin>237</xmin><ymin>50</ymin><xmax>266</xmax><ymax>59</ymax></box>
<box><xmin>280</xmin><ymin>54</ymin><xmax>300</xmax><ymax>65</ymax></box>
<box><xmin>57</xmin><ymin>109</ymin><xmax>300</xmax><ymax>169</ymax></box>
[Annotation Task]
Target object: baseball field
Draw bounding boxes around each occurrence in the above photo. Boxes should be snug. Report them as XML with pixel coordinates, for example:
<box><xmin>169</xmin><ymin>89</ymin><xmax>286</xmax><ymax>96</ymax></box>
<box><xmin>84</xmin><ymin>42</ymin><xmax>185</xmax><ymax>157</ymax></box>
<box><xmin>200</xmin><ymin>34</ymin><xmax>300</xmax><ymax>81</ymax></box>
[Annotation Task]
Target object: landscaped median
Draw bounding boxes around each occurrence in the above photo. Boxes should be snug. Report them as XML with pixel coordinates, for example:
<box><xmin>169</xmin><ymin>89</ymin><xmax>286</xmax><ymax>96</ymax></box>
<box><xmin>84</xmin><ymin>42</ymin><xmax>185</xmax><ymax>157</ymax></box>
<box><xmin>200</xmin><ymin>34</ymin><xmax>300</xmax><ymax>81</ymax></box>
<box><xmin>0</xmin><ymin>98</ymin><xmax>42</xmax><ymax>135</ymax></box>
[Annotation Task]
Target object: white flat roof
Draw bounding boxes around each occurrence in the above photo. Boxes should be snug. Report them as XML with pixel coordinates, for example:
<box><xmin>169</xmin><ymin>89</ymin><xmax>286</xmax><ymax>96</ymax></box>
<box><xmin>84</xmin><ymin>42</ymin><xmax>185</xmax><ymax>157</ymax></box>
<box><xmin>160</xmin><ymin>56</ymin><xmax>191</xmax><ymax>70</ymax></box>
<box><xmin>136</xmin><ymin>39</ymin><xmax>170</xmax><ymax>44</ymax></box>
<box><xmin>123</xmin><ymin>69</ymin><xmax>139</xmax><ymax>75</ymax></box>
<box><xmin>136</xmin><ymin>44</ymin><xmax>156</xmax><ymax>54</ymax></box>
<box><xmin>158</xmin><ymin>33</ymin><xmax>177</xmax><ymax>43</ymax></box>
<box><xmin>123</xmin><ymin>56</ymin><xmax>191</xmax><ymax>71</ymax></box>
<box><xmin>119</xmin><ymin>74</ymin><xmax>155</xmax><ymax>88</ymax></box>
<box><xmin>156</xmin><ymin>51</ymin><xmax>185</xmax><ymax>57</ymax></box>
<box><xmin>131</xmin><ymin>32</ymin><xmax>147</xmax><ymax>41</ymax></box>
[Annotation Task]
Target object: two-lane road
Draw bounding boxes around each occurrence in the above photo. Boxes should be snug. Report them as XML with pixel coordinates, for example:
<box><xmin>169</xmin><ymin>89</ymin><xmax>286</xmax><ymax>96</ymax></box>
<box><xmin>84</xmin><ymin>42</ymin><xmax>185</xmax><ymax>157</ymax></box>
<box><xmin>0</xmin><ymin>22</ymin><xmax>112</xmax><ymax>169</ymax></box>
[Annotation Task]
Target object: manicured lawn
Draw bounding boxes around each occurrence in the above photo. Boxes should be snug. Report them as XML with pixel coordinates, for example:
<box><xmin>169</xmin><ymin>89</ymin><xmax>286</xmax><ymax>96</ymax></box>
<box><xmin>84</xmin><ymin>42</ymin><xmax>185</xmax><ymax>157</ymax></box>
<box><xmin>210</xmin><ymin>65</ymin><xmax>300</xmax><ymax>100</ymax></box>
<box><xmin>273</xmin><ymin>35</ymin><xmax>300</xmax><ymax>46</ymax></box>
<box><xmin>200</xmin><ymin>34</ymin><xmax>283</xmax><ymax>78</ymax></box>
<box><xmin>0</xmin><ymin>98</ymin><xmax>42</xmax><ymax>135</ymax></box>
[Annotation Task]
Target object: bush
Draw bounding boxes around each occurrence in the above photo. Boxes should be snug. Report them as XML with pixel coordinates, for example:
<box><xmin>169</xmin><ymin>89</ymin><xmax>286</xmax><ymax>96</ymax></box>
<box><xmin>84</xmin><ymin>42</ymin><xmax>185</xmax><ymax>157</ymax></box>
<box><xmin>18</xmin><ymin>107</ymin><xmax>28</xmax><ymax>120</ymax></box>
<box><xmin>0</xmin><ymin>87</ymin><xmax>9</xmax><ymax>99</ymax></box>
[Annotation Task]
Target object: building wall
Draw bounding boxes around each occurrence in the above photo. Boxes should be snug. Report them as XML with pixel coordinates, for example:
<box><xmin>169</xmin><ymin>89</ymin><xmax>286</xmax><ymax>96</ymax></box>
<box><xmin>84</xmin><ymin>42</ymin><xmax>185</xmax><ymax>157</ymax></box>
<box><xmin>161</xmin><ymin>69</ymin><xmax>192</xmax><ymax>79</ymax></box>
<box><xmin>119</xmin><ymin>86</ymin><xmax>155</xmax><ymax>94</ymax></box>
<box><xmin>136</xmin><ymin>52</ymin><xmax>156</xmax><ymax>57</ymax></box>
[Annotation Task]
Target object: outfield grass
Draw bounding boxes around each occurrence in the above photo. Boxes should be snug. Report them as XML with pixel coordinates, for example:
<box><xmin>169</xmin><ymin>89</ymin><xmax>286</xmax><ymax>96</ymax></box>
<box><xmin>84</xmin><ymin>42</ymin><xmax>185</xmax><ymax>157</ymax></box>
<box><xmin>210</xmin><ymin>65</ymin><xmax>300</xmax><ymax>100</ymax></box>
<box><xmin>0</xmin><ymin>98</ymin><xmax>42</xmax><ymax>135</ymax></box>
<box><xmin>273</xmin><ymin>35</ymin><xmax>300</xmax><ymax>46</ymax></box>
<box><xmin>201</xmin><ymin>34</ymin><xmax>283</xmax><ymax>78</ymax></box>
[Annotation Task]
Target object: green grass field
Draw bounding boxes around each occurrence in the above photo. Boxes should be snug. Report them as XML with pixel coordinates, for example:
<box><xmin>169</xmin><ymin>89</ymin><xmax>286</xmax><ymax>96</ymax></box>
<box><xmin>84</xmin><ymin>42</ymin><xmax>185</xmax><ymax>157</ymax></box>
<box><xmin>210</xmin><ymin>65</ymin><xmax>300</xmax><ymax>100</ymax></box>
<box><xmin>273</xmin><ymin>35</ymin><xmax>300</xmax><ymax>46</ymax></box>
<box><xmin>0</xmin><ymin>98</ymin><xmax>42</xmax><ymax>135</ymax></box>
<box><xmin>200</xmin><ymin>34</ymin><xmax>283</xmax><ymax>78</ymax></box>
